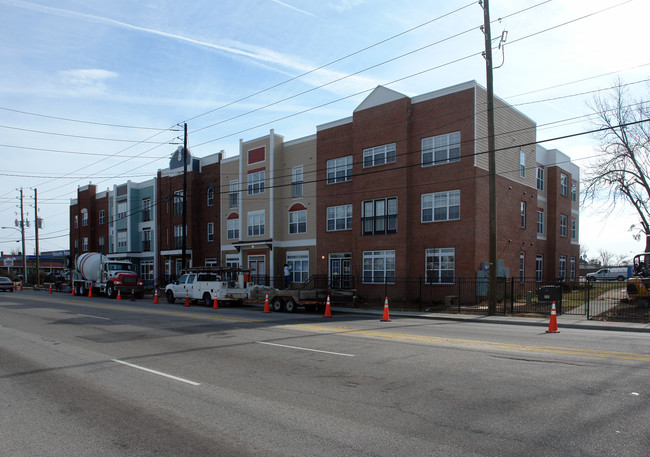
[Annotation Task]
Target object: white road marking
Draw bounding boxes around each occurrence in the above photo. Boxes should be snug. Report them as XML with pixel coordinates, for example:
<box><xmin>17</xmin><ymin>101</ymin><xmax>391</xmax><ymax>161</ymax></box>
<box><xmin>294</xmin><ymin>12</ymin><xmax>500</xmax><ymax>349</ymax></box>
<box><xmin>77</xmin><ymin>314</ymin><xmax>110</xmax><ymax>320</ymax></box>
<box><xmin>256</xmin><ymin>341</ymin><xmax>354</xmax><ymax>357</ymax></box>
<box><xmin>111</xmin><ymin>359</ymin><xmax>201</xmax><ymax>386</ymax></box>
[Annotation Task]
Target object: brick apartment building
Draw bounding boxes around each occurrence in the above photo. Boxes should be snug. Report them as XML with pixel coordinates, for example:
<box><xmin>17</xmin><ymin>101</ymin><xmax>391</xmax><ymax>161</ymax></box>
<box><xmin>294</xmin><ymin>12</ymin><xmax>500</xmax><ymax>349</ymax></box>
<box><xmin>70</xmin><ymin>80</ymin><xmax>579</xmax><ymax>293</ymax></box>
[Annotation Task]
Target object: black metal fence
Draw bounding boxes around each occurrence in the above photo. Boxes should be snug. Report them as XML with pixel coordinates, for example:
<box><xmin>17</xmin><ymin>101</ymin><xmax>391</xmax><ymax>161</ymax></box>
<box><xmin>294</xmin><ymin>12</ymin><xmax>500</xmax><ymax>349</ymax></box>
<box><xmin>246</xmin><ymin>275</ymin><xmax>648</xmax><ymax>322</ymax></box>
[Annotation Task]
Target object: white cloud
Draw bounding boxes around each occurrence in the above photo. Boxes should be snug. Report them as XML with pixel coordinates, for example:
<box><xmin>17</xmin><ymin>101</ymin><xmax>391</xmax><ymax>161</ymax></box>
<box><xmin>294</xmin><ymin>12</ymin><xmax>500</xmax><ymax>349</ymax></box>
<box><xmin>58</xmin><ymin>69</ymin><xmax>118</xmax><ymax>93</ymax></box>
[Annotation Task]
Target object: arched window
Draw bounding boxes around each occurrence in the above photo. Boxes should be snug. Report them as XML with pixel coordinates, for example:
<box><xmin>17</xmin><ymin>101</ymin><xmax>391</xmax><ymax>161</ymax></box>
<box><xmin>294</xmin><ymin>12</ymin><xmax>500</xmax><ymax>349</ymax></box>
<box><xmin>227</xmin><ymin>213</ymin><xmax>239</xmax><ymax>240</ymax></box>
<box><xmin>288</xmin><ymin>203</ymin><xmax>307</xmax><ymax>234</ymax></box>
<box><xmin>206</xmin><ymin>185</ymin><xmax>214</xmax><ymax>207</ymax></box>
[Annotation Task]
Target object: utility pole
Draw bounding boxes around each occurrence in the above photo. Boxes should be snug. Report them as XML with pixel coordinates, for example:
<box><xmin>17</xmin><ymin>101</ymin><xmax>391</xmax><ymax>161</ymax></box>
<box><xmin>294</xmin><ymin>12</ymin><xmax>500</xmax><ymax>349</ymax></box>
<box><xmin>181</xmin><ymin>123</ymin><xmax>188</xmax><ymax>272</ymax></box>
<box><xmin>481</xmin><ymin>0</ymin><xmax>498</xmax><ymax>315</ymax></box>
<box><xmin>34</xmin><ymin>188</ymin><xmax>40</xmax><ymax>288</ymax></box>
<box><xmin>19</xmin><ymin>188</ymin><xmax>27</xmax><ymax>284</ymax></box>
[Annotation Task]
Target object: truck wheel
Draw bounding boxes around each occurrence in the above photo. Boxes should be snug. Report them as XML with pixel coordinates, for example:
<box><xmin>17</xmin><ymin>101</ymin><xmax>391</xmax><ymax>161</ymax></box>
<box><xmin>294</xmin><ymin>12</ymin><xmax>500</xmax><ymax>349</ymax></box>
<box><xmin>272</xmin><ymin>298</ymin><xmax>284</xmax><ymax>312</ymax></box>
<box><xmin>166</xmin><ymin>290</ymin><xmax>176</xmax><ymax>304</ymax></box>
<box><xmin>203</xmin><ymin>292</ymin><xmax>212</xmax><ymax>306</ymax></box>
<box><xmin>285</xmin><ymin>299</ymin><xmax>297</xmax><ymax>313</ymax></box>
<box><xmin>106</xmin><ymin>284</ymin><xmax>115</xmax><ymax>299</ymax></box>
<box><xmin>617</xmin><ymin>276</ymin><xmax>625</xmax><ymax>281</ymax></box>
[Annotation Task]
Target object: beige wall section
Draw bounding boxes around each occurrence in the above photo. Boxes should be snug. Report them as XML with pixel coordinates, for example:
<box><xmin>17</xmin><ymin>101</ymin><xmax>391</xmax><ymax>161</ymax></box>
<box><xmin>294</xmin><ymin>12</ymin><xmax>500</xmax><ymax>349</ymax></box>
<box><xmin>275</xmin><ymin>136</ymin><xmax>317</xmax><ymax>241</ymax></box>
<box><xmin>475</xmin><ymin>86</ymin><xmax>537</xmax><ymax>188</ymax></box>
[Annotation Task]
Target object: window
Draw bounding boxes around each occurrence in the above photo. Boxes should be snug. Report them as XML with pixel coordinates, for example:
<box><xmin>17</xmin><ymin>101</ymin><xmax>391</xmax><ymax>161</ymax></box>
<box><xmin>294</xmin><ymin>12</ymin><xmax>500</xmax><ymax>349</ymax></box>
<box><xmin>560</xmin><ymin>173</ymin><xmax>568</xmax><ymax>196</ymax></box>
<box><xmin>537</xmin><ymin>210</ymin><xmax>544</xmax><ymax>235</ymax></box>
<box><xmin>98</xmin><ymin>236</ymin><xmax>105</xmax><ymax>253</ymax></box>
<box><xmin>81</xmin><ymin>209</ymin><xmax>88</xmax><ymax>226</ymax></box>
<box><xmin>173</xmin><ymin>225</ymin><xmax>184</xmax><ymax>249</ymax></box>
<box><xmin>74</xmin><ymin>239</ymin><xmax>78</xmax><ymax>250</ymax></box>
<box><xmin>289</xmin><ymin>207</ymin><xmax>307</xmax><ymax>234</ymax></box>
<box><xmin>205</xmin><ymin>258</ymin><xmax>218</xmax><ymax>267</ymax></box>
<box><xmin>82</xmin><ymin>237</ymin><xmax>89</xmax><ymax>252</ymax></box>
<box><xmin>117</xmin><ymin>201</ymin><xmax>127</xmax><ymax>219</ymax></box>
<box><xmin>520</xmin><ymin>251</ymin><xmax>525</xmax><ymax>281</ymax></box>
<box><xmin>571</xmin><ymin>182</ymin><xmax>577</xmax><ymax>202</ymax></box>
<box><xmin>207</xmin><ymin>187</ymin><xmax>214</xmax><ymax>207</ymax></box>
<box><xmin>98</xmin><ymin>210</ymin><xmax>105</xmax><ymax>225</ymax></box>
<box><xmin>227</xmin><ymin>215</ymin><xmax>240</xmax><ymax>240</ymax></box>
<box><xmin>74</xmin><ymin>215</ymin><xmax>78</xmax><ymax>228</ymax></box>
<box><xmin>327</xmin><ymin>204</ymin><xmax>352</xmax><ymax>231</ymax></box>
<box><xmin>247</xmin><ymin>170</ymin><xmax>265</xmax><ymax>195</ymax></box>
<box><xmin>142</xmin><ymin>198</ymin><xmax>151</xmax><ymax>221</ymax></box>
<box><xmin>570</xmin><ymin>257</ymin><xmax>576</xmax><ymax>281</ymax></box>
<box><xmin>327</xmin><ymin>156</ymin><xmax>353</xmax><ymax>184</ymax></box>
<box><xmin>247</xmin><ymin>210</ymin><xmax>265</xmax><ymax>237</ymax></box>
<box><xmin>229</xmin><ymin>180</ymin><xmax>239</xmax><ymax>208</ymax></box>
<box><xmin>142</xmin><ymin>229</ymin><xmax>151</xmax><ymax>252</ymax></box>
<box><xmin>536</xmin><ymin>167</ymin><xmax>544</xmax><ymax>191</ymax></box>
<box><xmin>571</xmin><ymin>219</ymin><xmax>577</xmax><ymax>240</ymax></box>
<box><xmin>363</xmin><ymin>250</ymin><xmax>395</xmax><ymax>284</ymax></box>
<box><xmin>422</xmin><ymin>190</ymin><xmax>460</xmax><ymax>222</ymax></box>
<box><xmin>559</xmin><ymin>256</ymin><xmax>567</xmax><ymax>280</ymax></box>
<box><xmin>141</xmin><ymin>261</ymin><xmax>154</xmax><ymax>281</ymax></box>
<box><xmin>520</xmin><ymin>201</ymin><xmax>526</xmax><ymax>228</ymax></box>
<box><xmin>363</xmin><ymin>143</ymin><xmax>396</xmax><ymax>168</ymax></box>
<box><xmin>287</xmin><ymin>251</ymin><xmax>309</xmax><ymax>283</ymax></box>
<box><xmin>173</xmin><ymin>190</ymin><xmax>183</xmax><ymax>216</ymax></box>
<box><xmin>117</xmin><ymin>229</ymin><xmax>127</xmax><ymax>249</ymax></box>
<box><xmin>292</xmin><ymin>166</ymin><xmax>303</xmax><ymax>198</ymax></box>
<box><xmin>426</xmin><ymin>248</ymin><xmax>455</xmax><ymax>284</ymax></box>
<box><xmin>362</xmin><ymin>197</ymin><xmax>397</xmax><ymax>235</ymax></box>
<box><xmin>536</xmin><ymin>255</ymin><xmax>543</xmax><ymax>282</ymax></box>
<box><xmin>520</xmin><ymin>149</ymin><xmax>526</xmax><ymax>178</ymax></box>
<box><xmin>560</xmin><ymin>215</ymin><xmax>568</xmax><ymax>237</ymax></box>
<box><xmin>207</xmin><ymin>222</ymin><xmax>214</xmax><ymax>242</ymax></box>
<box><xmin>422</xmin><ymin>132</ymin><xmax>460</xmax><ymax>166</ymax></box>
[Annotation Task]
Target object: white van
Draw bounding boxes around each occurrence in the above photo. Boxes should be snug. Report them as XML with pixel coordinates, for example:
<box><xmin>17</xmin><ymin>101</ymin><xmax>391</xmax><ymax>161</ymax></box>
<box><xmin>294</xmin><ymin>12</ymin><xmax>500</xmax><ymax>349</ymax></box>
<box><xmin>585</xmin><ymin>267</ymin><xmax>629</xmax><ymax>282</ymax></box>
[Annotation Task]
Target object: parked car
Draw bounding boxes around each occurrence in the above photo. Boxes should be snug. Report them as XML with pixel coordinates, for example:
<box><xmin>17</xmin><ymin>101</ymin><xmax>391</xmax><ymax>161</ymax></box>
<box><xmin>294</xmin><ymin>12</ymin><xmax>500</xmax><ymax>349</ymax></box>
<box><xmin>586</xmin><ymin>267</ymin><xmax>629</xmax><ymax>282</ymax></box>
<box><xmin>0</xmin><ymin>276</ymin><xmax>14</xmax><ymax>292</ymax></box>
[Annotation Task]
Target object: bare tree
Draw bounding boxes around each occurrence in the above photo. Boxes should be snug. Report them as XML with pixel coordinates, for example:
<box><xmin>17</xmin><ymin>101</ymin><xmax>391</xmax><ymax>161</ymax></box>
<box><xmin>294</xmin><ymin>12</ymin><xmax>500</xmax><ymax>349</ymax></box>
<box><xmin>583</xmin><ymin>79</ymin><xmax>650</xmax><ymax>251</ymax></box>
<box><xmin>597</xmin><ymin>248</ymin><xmax>615</xmax><ymax>267</ymax></box>
<box><xmin>612</xmin><ymin>253</ymin><xmax>630</xmax><ymax>266</ymax></box>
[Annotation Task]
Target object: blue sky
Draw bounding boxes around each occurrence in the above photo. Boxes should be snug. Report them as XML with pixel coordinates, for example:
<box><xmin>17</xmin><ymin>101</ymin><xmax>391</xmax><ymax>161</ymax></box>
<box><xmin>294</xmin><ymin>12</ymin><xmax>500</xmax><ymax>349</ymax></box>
<box><xmin>0</xmin><ymin>0</ymin><xmax>648</xmax><ymax>261</ymax></box>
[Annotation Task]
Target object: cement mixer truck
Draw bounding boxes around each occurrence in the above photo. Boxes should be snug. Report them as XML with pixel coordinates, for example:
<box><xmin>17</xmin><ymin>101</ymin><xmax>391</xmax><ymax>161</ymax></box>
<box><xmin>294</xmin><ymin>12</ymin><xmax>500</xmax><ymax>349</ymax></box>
<box><xmin>72</xmin><ymin>252</ymin><xmax>145</xmax><ymax>299</ymax></box>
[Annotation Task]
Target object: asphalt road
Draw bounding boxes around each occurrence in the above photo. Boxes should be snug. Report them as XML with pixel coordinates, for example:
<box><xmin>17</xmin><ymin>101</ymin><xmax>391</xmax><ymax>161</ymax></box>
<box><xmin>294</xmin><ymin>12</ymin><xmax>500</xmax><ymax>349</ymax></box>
<box><xmin>1</xmin><ymin>291</ymin><xmax>649</xmax><ymax>456</ymax></box>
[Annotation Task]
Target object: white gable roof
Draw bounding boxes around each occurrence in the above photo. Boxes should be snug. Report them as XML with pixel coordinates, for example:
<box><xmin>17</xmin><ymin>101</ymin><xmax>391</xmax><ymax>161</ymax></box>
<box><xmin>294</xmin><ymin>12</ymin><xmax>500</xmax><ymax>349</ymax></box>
<box><xmin>354</xmin><ymin>86</ymin><xmax>408</xmax><ymax>113</ymax></box>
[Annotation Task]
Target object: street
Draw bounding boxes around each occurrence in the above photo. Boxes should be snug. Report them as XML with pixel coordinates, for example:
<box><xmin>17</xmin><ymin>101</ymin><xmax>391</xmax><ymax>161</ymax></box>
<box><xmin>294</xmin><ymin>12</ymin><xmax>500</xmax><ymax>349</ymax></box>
<box><xmin>1</xmin><ymin>291</ymin><xmax>649</xmax><ymax>456</ymax></box>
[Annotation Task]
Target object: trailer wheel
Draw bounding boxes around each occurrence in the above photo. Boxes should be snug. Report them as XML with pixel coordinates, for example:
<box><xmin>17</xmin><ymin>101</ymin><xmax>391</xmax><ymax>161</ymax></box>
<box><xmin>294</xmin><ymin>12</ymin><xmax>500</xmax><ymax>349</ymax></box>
<box><xmin>285</xmin><ymin>299</ymin><xmax>297</xmax><ymax>313</ymax></box>
<box><xmin>203</xmin><ymin>292</ymin><xmax>212</xmax><ymax>306</ymax></box>
<box><xmin>166</xmin><ymin>290</ymin><xmax>176</xmax><ymax>304</ymax></box>
<box><xmin>272</xmin><ymin>297</ymin><xmax>284</xmax><ymax>312</ymax></box>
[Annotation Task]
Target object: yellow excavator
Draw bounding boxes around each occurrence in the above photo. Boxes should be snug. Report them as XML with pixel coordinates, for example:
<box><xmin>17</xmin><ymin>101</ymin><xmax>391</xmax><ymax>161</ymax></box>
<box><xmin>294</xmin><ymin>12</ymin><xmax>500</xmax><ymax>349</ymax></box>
<box><xmin>626</xmin><ymin>252</ymin><xmax>650</xmax><ymax>307</ymax></box>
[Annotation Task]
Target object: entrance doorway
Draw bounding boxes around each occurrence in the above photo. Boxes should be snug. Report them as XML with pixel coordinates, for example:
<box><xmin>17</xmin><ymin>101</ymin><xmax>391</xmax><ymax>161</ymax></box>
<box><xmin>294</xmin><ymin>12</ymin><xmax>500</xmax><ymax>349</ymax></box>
<box><xmin>330</xmin><ymin>255</ymin><xmax>351</xmax><ymax>289</ymax></box>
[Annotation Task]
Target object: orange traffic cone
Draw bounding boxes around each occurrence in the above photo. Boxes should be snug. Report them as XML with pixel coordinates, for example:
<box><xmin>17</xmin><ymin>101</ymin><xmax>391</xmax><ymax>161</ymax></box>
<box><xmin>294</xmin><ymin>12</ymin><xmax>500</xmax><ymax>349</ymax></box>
<box><xmin>88</xmin><ymin>286</ymin><xmax>92</xmax><ymax>298</ymax></box>
<box><xmin>213</xmin><ymin>296</ymin><xmax>219</xmax><ymax>309</ymax></box>
<box><xmin>184</xmin><ymin>291</ymin><xmax>190</xmax><ymax>307</ymax></box>
<box><xmin>380</xmin><ymin>297</ymin><xmax>391</xmax><ymax>322</ymax></box>
<box><xmin>546</xmin><ymin>301</ymin><xmax>559</xmax><ymax>333</ymax></box>
<box><xmin>153</xmin><ymin>289</ymin><xmax>159</xmax><ymax>304</ymax></box>
<box><xmin>116</xmin><ymin>290</ymin><xmax>122</xmax><ymax>300</ymax></box>
<box><xmin>263</xmin><ymin>293</ymin><xmax>270</xmax><ymax>313</ymax></box>
<box><xmin>19</xmin><ymin>283</ymin><xmax>23</xmax><ymax>291</ymax></box>
<box><xmin>48</xmin><ymin>284</ymin><xmax>52</xmax><ymax>294</ymax></box>
<box><xmin>71</xmin><ymin>286</ymin><xmax>75</xmax><ymax>296</ymax></box>
<box><xmin>13</xmin><ymin>282</ymin><xmax>17</xmax><ymax>291</ymax></box>
<box><xmin>323</xmin><ymin>295</ymin><xmax>332</xmax><ymax>318</ymax></box>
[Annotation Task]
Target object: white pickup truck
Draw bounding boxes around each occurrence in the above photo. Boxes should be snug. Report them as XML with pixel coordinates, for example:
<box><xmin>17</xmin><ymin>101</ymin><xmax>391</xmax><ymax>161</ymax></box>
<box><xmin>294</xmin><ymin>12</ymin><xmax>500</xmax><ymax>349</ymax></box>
<box><xmin>164</xmin><ymin>268</ymin><xmax>252</xmax><ymax>306</ymax></box>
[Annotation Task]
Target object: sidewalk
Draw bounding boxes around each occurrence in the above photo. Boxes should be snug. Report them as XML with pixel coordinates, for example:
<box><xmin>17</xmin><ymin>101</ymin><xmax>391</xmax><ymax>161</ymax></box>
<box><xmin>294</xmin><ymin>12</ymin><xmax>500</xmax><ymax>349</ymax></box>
<box><xmin>327</xmin><ymin>305</ymin><xmax>650</xmax><ymax>333</ymax></box>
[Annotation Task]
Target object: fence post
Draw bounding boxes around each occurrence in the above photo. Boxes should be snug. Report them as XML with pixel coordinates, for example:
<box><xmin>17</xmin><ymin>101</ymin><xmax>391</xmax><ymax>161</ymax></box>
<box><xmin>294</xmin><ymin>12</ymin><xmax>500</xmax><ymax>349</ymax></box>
<box><xmin>510</xmin><ymin>278</ymin><xmax>514</xmax><ymax>314</ymax></box>
<box><xmin>458</xmin><ymin>277</ymin><xmax>462</xmax><ymax>313</ymax></box>
<box><xmin>419</xmin><ymin>277</ymin><xmax>422</xmax><ymax>312</ymax></box>
<box><xmin>586</xmin><ymin>281</ymin><xmax>590</xmax><ymax>319</ymax></box>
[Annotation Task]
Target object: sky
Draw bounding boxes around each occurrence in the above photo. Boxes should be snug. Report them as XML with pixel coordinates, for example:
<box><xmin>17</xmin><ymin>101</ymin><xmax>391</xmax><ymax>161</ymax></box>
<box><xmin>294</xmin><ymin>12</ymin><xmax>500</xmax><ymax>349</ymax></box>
<box><xmin>0</xmin><ymin>0</ymin><xmax>648</xmax><ymax>262</ymax></box>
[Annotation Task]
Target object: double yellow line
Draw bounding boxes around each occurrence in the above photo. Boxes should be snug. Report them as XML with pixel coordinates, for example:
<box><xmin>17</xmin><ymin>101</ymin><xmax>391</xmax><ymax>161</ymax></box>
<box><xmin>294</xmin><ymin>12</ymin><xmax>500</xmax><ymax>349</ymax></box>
<box><xmin>291</xmin><ymin>324</ymin><xmax>650</xmax><ymax>362</ymax></box>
